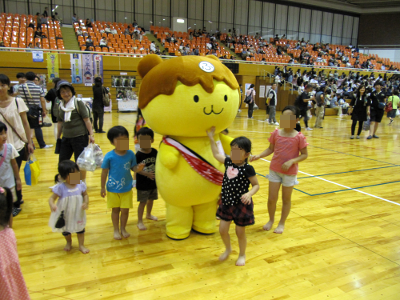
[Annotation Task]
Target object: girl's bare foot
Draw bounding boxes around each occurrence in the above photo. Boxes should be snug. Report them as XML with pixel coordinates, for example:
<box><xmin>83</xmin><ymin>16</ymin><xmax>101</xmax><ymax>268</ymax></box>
<box><xmin>114</xmin><ymin>230</ymin><xmax>122</xmax><ymax>240</ymax></box>
<box><xmin>263</xmin><ymin>220</ymin><xmax>274</xmax><ymax>231</ymax></box>
<box><xmin>219</xmin><ymin>248</ymin><xmax>232</xmax><ymax>261</ymax></box>
<box><xmin>79</xmin><ymin>245</ymin><xmax>90</xmax><ymax>254</ymax></box>
<box><xmin>236</xmin><ymin>255</ymin><xmax>246</xmax><ymax>266</ymax></box>
<box><xmin>146</xmin><ymin>215</ymin><xmax>158</xmax><ymax>221</ymax></box>
<box><xmin>121</xmin><ymin>229</ymin><xmax>130</xmax><ymax>238</ymax></box>
<box><xmin>274</xmin><ymin>224</ymin><xmax>285</xmax><ymax>234</ymax></box>
<box><xmin>137</xmin><ymin>222</ymin><xmax>147</xmax><ymax>230</ymax></box>
<box><xmin>64</xmin><ymin>243</ymin><xmax>72</xmax><ymax>252</ymax></box>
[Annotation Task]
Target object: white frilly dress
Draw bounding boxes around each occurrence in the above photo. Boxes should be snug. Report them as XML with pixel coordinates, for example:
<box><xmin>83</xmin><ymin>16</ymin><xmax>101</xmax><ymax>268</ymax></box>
<box><xmin>48</xmin><ymin>182</ymin><xmax>87</xmax><ymax>233</ymax></box>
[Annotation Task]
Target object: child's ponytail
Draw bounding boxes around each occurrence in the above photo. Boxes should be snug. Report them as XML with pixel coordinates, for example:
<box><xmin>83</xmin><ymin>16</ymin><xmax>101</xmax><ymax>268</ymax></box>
<box><xmin>54</xmin><ymin>174</ymin><xmax>61</xmax><ymax>183</ymax></box>
<box><xmin>0</xmin><ymin>187</ymin><xmax>13</xmax><ymax>227</ymax></box>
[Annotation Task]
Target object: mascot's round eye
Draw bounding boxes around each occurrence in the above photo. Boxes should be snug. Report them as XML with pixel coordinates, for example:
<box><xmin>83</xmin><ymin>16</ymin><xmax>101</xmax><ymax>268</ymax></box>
<box><xmin>194</xmin><ymin>95</ymin><xmax>199</xmax><ymax>103</ymax></box>
<box><xmin>224</xmin><ymin>95</ymin><xmax>228</xmax><ymax>102</ymax></box>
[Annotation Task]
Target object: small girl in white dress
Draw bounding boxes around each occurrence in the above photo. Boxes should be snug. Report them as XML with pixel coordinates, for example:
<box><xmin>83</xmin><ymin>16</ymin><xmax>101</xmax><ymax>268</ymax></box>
<box><xmin>49</xmin><ymin>160</ymin><xmax>89</xmax><ymax>254</ymax></box>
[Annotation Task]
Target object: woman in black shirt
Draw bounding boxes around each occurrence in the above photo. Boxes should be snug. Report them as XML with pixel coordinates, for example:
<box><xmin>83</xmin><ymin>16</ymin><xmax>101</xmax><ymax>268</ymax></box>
<box><xmin>349</xmin><ymin>85</ymin><xmax>371</xmax><ymax>139</ymax></box>
<box><xmin>92</xmin><ymin>77</ymin><xmax>110</xmax><ymax>133</ymax></box>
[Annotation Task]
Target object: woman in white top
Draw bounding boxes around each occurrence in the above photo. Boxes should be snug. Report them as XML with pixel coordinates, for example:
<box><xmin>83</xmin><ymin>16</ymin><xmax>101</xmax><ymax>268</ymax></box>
<box><xmin>246</xmin><ymin>84</ymin><xmax>256</xmax><ymax>118</ymax></box>
<box><xmin>0</xmin><ymin>74</ymin><xmax>34</xmax><ymax>215</ymax></box>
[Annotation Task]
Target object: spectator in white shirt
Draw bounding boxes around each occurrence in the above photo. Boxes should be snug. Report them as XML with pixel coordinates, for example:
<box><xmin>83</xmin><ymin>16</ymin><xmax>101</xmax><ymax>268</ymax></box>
<box><xmin>100</xmin><ymin>37</ymin><xmax>108</xmax><ymax>48</ymax></box>
<box><xmin>150</xmin><ymin>42</ymin><xmax>156</xmax><ymax>52</ymax></box>
<box><xmin>72</xmin><ymin>14</ymin><xmax>78</xmax><ymax>23</ymax></box>
<box><xmin>105</xmin><ymin>25</ymin><xmax>111</xmax><ymax>34</ymax></box>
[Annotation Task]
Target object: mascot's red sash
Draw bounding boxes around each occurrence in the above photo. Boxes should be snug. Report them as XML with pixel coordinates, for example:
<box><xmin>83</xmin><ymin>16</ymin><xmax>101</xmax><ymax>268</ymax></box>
<box><xmin>162</xmin><ymin>137</ymin><xmax>223</xmax><ymax>186</ymax></box>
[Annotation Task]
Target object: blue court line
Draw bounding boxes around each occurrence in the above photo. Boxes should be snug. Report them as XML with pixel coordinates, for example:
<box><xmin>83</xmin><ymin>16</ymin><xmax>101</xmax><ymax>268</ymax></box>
<box><xmin>297</xmin><ymin>165</ymin><xmax>400</xmax><ymax>179</ymax></box>
<box><xmin>308</xmin><ymin>145</ymin><xmax>398</xmax><ymax>166</ymax></box>
<box><xmin>256</xmin><ymin>172</ymin><xmax>400</xmax><ymax>197</ymax></box>
<box><xmin>256</xmin><ymin>173</ymin><xmax>313</xmax><ymax>196</ymax></box>
<box><xmin>310</xmin><ymin>181</ymin><xmax>400</xmax><ymax>196</ymax></box>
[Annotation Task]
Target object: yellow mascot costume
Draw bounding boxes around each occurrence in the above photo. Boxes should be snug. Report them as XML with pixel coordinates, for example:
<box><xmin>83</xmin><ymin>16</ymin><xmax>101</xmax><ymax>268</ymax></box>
<box><xmin>138</xmin><ymin>54</ymin><xmax>240</xmax><ymax>239</ymax></box>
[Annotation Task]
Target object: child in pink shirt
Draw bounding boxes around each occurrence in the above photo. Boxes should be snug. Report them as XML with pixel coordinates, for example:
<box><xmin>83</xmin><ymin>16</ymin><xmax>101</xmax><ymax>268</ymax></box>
<box><xmin>251</xmin><ymin>105</ymin><xmax>308</xmax><ymax>234</ymax></box>
<box><xmin>0</xmin><ymin>187</ymin><xmax>31</xmax><ymax>300</ymax></box>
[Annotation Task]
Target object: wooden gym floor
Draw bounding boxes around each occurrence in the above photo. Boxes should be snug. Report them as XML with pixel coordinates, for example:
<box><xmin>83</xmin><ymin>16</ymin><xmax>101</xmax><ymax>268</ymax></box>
<box><xmin>14</xmin><ymin>109</ymin><xmax>400</xmax><ymax>300</ymax></box>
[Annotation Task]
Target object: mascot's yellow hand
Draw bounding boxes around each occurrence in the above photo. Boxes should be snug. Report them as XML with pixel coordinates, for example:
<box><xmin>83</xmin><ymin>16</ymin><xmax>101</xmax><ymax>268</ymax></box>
<box><xmin>159</xmin><ymin>144</ymin><xmax>180</xmax><ymax>169</ymax></box>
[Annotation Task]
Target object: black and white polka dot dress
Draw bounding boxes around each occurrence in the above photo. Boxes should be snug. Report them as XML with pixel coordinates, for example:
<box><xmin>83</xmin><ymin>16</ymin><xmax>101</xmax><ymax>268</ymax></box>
<box><xmin>221</xmin><ymin>157</ymin><xmax>256</xmax><ymax>206</ymax></box>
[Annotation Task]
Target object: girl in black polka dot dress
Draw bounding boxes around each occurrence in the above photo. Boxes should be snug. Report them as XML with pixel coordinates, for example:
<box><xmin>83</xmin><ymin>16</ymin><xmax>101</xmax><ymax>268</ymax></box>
<box><xmin>207</xmin><ymin>127</ymin><xmax>259</xmax><ymax>266</ymax></box>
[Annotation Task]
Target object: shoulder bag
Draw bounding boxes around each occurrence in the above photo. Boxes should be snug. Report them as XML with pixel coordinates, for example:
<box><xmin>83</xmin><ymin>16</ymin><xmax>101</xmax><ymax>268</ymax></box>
<box><xmin>0</xmin><ymin>99</ymin><xmax>30</xmax><ymax>161</ymax></box>
<box><xmin>22</xmin><ymin>84</ymin><xmax>41</xmax><ymax>128</ymax></box>
<box><xmin>102</xmin><ymin>87</ymin><xmax>110</xmax><ymax>107</ymax></box>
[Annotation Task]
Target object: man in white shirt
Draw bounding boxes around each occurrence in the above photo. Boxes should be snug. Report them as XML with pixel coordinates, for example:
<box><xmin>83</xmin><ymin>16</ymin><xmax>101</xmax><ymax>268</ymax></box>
<box><xmin>111</xmin><ymin>28</ymin><xmax>118</xmax><ymax>35</ymax></box>
<box><xmin>13</xmin><ymin>73</ymin><xmax>26</xmax><ymax>95</ymax></box>
<box><xmin>150</xmin><ymin>42</ymin><xmax>156</xmax><ymax>52</ymax></box>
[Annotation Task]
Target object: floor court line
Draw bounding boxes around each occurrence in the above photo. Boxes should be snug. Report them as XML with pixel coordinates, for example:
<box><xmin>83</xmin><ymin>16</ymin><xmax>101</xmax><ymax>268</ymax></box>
<box><xmin>297</xmin><ymin>165</ymin><xmax>399</xmax><ymax>179</ymax></box>
<box><xmin>258</xmin><ymin>158</ymin><xmax>400</xmax><ymax>207</ymax></box>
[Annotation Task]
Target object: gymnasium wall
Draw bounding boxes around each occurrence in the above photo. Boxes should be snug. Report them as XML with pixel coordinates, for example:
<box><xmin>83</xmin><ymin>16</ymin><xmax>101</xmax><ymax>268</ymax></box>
<box><xmin>0</xmin><ymin>0</ymin><xmax>359</xmax><ymax>46</ymax></box>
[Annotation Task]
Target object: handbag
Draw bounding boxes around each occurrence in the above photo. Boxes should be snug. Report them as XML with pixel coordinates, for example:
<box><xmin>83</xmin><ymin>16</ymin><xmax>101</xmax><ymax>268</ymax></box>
<box><xmin>55</xmin><ymin>211</ymin><xmax>66</xmax><ymax>228</ymax></box>
<box><xmin>385</xmin><ymin>97</ymin><xmax>393</xmax><ymax>112</ymax></box>
<box><xmin>378</xmin><ymin>102</ymin><xmax>386</xmax><ymax>110</ymax></box>
<box><xmin>244</xmin><ymin>89</ymin><xmax>252</xmax><ymax>104</ymax></box>
<box><xmin>0</xmin><ymin>100</ymin><xmax>29</xmax><ymax>161</ymax></box>
<box><xmin>102</xmin><ymin>87</ymin><xmax>110</xmax><ymax>106</ymax></box>
<box><xmin>22</xmin><ymin>84</ymin><xmax>41</xmax><ymax>127</ymax></box>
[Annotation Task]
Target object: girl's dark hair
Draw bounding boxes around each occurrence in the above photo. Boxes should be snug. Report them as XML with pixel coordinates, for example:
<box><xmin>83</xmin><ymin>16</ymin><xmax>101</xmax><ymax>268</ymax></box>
<box><xmin>282</xmin><ymin>105</ymin><xmax>300</xmax><ymax>118</ymax></box>
<box><xmin>0</xmin><ymin>121</ymin><xmax>7</xmax><ymax>133</ymax></box>
<box><xmin>230</xmin><ymin>136</ymin><xmax>252</xmax><ymax>156</ymax></box>
<box><xmin>107</xmin><ymin>126</ymin><xmax>129</xmax><ymax>143</ymax></box>
<box><xmin>0</xmin><ymin>187</ymin><xmax>13</xmax><ymax>227</ymax></box>
<box><xmin>249</xmin><ymin>84</ymin><xmax>255</xmax><ymax>89</ymax></box>
<box><xmin>0</xmin><ymin>74</ymin><xmax>11</xmax><ymax>86</ymax></box>
<box><xmin>394</xmin><ymin>90</ymin><xmax>399</xmax><ymax>96</ymax></box>
<box><xmin>137</xmin><ymin>127</ymin><xmax>154</xmax><ymax>139</ymax></box>
<box><xmin>94</xmin><ymin>77</ymin><xmax>102</xmax><ymax>87</ymax></box>
<box><xmin>56</xmin><ymin>160</ymin><xmax>80</xmax><ymax>182</ymax></box>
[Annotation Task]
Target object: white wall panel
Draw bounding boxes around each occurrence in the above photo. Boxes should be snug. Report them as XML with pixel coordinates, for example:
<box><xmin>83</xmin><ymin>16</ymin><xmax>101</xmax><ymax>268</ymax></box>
<box><xmin>172</xmin><ymin>0</ymin><xmax>187</xmax><ymax>18</ymax></box>
<box><xmin>310</xmin><ymin>10</ymin><xmax>322</xmax><ymax>34</ymax></box>
<box><xmin>299</xmin><ymin>8</ymin><xmax>311</xmax><ymax>34</ymax></box>
<box><xmin>342</xmin><ymin>15</ymin><xmax>353</xmax><ymax>38</ymax></box>
<box><xmin>352</xmin><ymin>17</ymin><xmax>359</xmax><ymax>46</ymax></box>
<box><xmin>248</xmin><ymin>0</ymin><xmax>261</xmax><ymax>27</ymax></box>
<box><xmin>287</xmin><ymin>6</ymin><xmax>299</xmax><ymax>32</ymax></box>
<box><xmin>332</xmin><ymin>14</ymin><xmax>343</xmax><ymax>37</ymax></box>
<box><xmin>262</xmin><ymin>2</ymin><xmax>275</xmax><ymax>29</ymax></box>
<box><xmin>274</xmin><ymin>4</ymin><xmax>287</xmax><ymax>31</ymax></box>
<box><xmin>234</xmin><ymin>0</ymin><xmax>247</xmax><ymax>26</ymax></box>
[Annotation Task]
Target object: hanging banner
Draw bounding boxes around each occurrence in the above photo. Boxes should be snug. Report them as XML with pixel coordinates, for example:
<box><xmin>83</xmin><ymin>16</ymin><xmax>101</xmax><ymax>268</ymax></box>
<box><xmin>93</xmin><ymin>54</ymin><xmax>103</xmax><ymax>81</ymax></box>
<box><xmin>32</xmin><ymin>51</ymin><xmax>44</xmax><ymax>62</ymax></box>
<box><xmin>47</xmin><ymin>53</ymin><xmax>59</xmax><ymax>79</ymax></box>
<box><xmin>82</xmin><ymin>54</ymin><xmax>94</xmax><ymax>85</ymax></box>
<box><xmin>70</xmin><ymin>54</ymin><xmax>82</xmax><ymax>84</ymax></box>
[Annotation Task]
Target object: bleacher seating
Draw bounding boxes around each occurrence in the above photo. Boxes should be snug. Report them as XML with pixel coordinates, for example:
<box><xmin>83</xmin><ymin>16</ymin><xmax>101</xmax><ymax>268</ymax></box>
<box><xmin>0</xmin><ymin>13</ymin><xmax>64</xmax><ymax>51</ymax></box>
<box><xmin>74</xmin><ymin>20</ymin><xmax>150</xmax><ymax>56</ymax></box>
<box><xmin>151</xmin><ymin>26</ymin><xmax>231</xmax><ymax>57</ymax></box>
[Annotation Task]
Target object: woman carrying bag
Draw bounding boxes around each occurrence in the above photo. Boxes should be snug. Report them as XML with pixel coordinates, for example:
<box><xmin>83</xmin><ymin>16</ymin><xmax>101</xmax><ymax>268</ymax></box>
<box><xmin>246</xmin><ymin>84</ymin><xmax>256</xmax><ymax>119</ymax></box>
<box><xmin>92</xmin><ymin>77</ymin><xmax>110</xmax><ymax>133</ymax></box>
<box><xmin>56</xmin><ymin>81</ymin><xmax>95</xmax><ymax>183</ymax></box>
<box><xmin>349</xmin><ymin>85</ymin><xmax>371</xmax><ymax>139</ymax></box>
<box><xmin>0</xmin><ymin>74</ymin><xmax>34</xmax><ymax>216</ymax></box>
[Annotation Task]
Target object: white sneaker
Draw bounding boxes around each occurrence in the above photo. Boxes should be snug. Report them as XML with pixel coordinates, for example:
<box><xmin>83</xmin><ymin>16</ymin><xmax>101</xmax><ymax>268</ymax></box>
<box><xmin>41</xmin><ymin>144</ymin><xmax>54</xmax><ymax>149</ymax></box>
<box><xmin>306</xmin><ymin>127</ymin><xmax>313</xmax><ymax>131</ymax></box>
<box><xmin>274</xmin><ymin>122</ymin><xmax>279</xmax><ymax>126</ymax></box>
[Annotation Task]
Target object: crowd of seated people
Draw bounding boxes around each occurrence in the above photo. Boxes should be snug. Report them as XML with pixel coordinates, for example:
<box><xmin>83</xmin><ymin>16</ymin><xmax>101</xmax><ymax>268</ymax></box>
<box><xmin>153</xmin><ymin>26</ymin><xmax>233</xmax><ymax>58</ymax></box>
<box><xmin>0</xmin><ymin>12</ymin><xmax>64</xmax><ymax>50</ymax></box>
<box><xmin>74</xmin><ymin>17</ymin><xmax>151</xmax><ymax>55</ymax></box>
